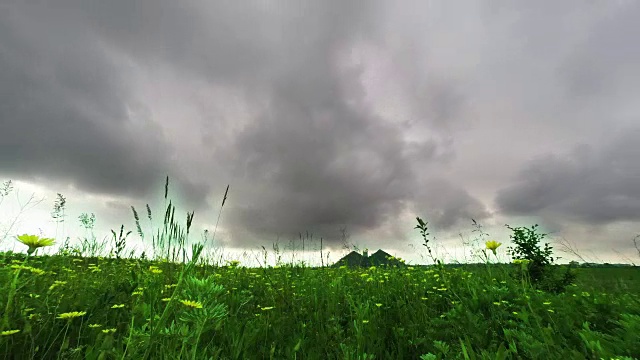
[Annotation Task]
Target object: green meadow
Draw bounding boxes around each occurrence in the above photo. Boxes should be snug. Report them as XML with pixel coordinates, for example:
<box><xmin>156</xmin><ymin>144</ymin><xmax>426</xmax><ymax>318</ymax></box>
<box><xmin>0</xmin><ymin>178</ymin><xmax>638</xmax><ymax>360</ymax></box>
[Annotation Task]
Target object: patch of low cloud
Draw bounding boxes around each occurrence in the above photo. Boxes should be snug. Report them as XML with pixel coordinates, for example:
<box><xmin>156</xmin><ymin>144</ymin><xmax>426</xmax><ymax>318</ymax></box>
<box><xmin>495</xmin><ymin>127</ymin><xmax>640</xmax><ymax>226</ymax></box>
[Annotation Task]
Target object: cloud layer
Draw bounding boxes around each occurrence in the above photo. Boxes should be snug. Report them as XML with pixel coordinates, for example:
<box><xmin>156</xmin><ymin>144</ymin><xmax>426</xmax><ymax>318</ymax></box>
<box><xmin>1</xmin><ymin>1</ymin><xmax>639</xmax><ymax>261</ymax></box>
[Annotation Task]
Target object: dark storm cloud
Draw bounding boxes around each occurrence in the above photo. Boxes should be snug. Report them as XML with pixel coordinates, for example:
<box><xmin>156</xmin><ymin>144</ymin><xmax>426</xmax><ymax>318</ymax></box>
<box><xmin>67</xmin><ymin>0</ymin><xmax>387</xmax><ymax>106</ymax></box>
<box><xmin>52</xmin><ymin>0</ymin><xmax>474</xmax><ymax>246</ymax></box>
<box><xmin>412</xmin><ymin>177</ymin><xmax>494</xmax><ymax>232</ymax></box>
<box><xmin>67</xmin><ymin>0</ymin><xmax>272</xmax><ymax>94</ymax></box>
<box><xmin>495</xmin><ymin>128</ymin><xmax>640</xmax><ymax>225</ymax></box>
<box><xmin>224</xmin><ymin>102</ymin><xmax>418</xmax><ymax>243</ymax></box>
<box><xmin>3</xmin><ymin>0</ymin><xmax>638</xmax><ymax>258</ymax></box>
<box><xmin>0</xmin><ymin>0</ymin><xmax>444</xmax><ymax>248</ymax></box>
<box><xmin>203</xmin><ymin>2</ymin><xmax>432</xmax><ymax>246</ymax></box>
<box><xmin>0</xmin><ymin>2</ymin><xmax>172</xmax><ymax>200</ymax></box>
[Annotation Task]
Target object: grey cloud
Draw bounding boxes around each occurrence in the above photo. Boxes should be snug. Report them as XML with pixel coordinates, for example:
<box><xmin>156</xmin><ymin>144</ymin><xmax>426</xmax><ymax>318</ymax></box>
<box><xmin>495</xmin><ymin>128</ymin><xmax>640</xmax><ymax>225</ymax></box>
<box><xmin>1</xmin><ymin>1</ymin><xmax>639</xmax><ymax>261</ymax></box>
<box><xmin>67</xmin><ymin>0</ymin><xmax>382</xmax><ymax>103</ymax></box>
<box><xmin>0</xmin><ymin>2</ymin><xmax>173</xmax><ymax>201</ymax></box>
<box><xmin>412</xmin><ymin>178</ymin><xmax>494</xmax><ymax>232</ymax></box>
<box><xmin>557</xmin><ymin>2</ymin><xmax>640</xmax><ymax>103</ymax></box>
<box><xmin>222</xmin><ymin>89</ymin><xmax>419</xmax><ymax>246</ymax></box>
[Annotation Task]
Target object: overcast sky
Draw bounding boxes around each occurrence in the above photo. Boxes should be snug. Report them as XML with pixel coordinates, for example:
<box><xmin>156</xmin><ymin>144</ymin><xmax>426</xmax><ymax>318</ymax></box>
<box><xmin>1</xmin><ymin>1</ymin><xmax>639</xmax><ymax>266</ymax></box>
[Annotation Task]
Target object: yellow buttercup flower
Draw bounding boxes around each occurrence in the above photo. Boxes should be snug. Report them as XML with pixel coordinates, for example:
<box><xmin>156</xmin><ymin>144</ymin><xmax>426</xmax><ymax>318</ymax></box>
<box><xmin>15</xmin><ymin>234</ymin><xmax>56</xmax><ymax>255</ymax></box>
<box><xmin>485</xmin><ymin>240</ymin><xmax>502</xmax><ymax>255</ymax></box>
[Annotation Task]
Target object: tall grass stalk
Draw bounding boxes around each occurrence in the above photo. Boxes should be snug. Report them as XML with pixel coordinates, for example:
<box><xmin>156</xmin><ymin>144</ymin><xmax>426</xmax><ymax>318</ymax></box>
<box><xmin>140</xmin><ymin>178</ymin><xmax>229</xmax><ymax>360</ymax></box>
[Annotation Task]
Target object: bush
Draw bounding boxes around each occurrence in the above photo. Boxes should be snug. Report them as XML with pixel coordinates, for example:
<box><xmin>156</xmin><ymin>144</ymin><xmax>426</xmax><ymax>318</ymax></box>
<box><xmin>506</xmin><ymin>224</ymin><xmax>577</xmax><ymax>293</ymax></box>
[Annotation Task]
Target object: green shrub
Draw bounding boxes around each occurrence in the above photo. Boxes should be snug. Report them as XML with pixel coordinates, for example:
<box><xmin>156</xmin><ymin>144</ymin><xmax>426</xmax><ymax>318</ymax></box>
<box><xmin>506</xmin><ymin>224</ymin><xmax>577</xmax><ymax>293</ymax></box>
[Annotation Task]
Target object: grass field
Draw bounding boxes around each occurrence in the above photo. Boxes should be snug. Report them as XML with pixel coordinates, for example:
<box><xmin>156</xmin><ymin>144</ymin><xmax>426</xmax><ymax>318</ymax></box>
<box><xmin>1</xmin><ymin>178</ymin><xmax>638</xmax><ymax>359</ymax></box>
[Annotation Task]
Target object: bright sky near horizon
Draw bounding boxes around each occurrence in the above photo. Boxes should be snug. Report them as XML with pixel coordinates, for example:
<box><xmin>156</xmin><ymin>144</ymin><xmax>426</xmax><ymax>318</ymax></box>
<box><xmin>1</xmin><ymin>1</ymin><xmax>639</xmax><ymax>266</ymax></box>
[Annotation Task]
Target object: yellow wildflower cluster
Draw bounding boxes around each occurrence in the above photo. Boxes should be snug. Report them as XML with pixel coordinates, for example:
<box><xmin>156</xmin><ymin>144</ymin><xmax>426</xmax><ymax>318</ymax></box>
<box><xmin>57</xmin><ymin>311</ymin><xmax>86</xmax><ymax>320</ymax></box>
<box><xmin>10</xmin><ymin>264</ymin><xmax>46</xmax><ymax>275</ymax></box>
<box><xmin>180</xmin><ymin>299</ymin><xmax>203</xmax><ymax>309</ymax></box>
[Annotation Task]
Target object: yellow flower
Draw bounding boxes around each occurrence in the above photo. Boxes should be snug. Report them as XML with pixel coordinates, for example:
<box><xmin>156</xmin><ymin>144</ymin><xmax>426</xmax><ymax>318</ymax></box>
<box><xmin>1</xmin><ymin>330</ymin><xmax>20</xmax><ymax>336</ymax></box>
<box><xmin>180</xmin><ymin>300</ymin><xmax>203</xmax><ymax>309</ymax></box>
<box><xmin>49</xmin><ymin>280</ymin><xmax>67</xmax><ymax>292</ymax></box>
<box><xmin>485</xmin><ymin>240</ymin><xmax>502</xmax><ymax>255</ymax></box>
<box><xmin>15</xmin><ymin>234</ymin><xmax>56</xmax><ymax>255</ymax></box>
<box><xmin>57</xmin><ymin>311</ymin><xmax>86</xmax><ymax>320</ymax></box>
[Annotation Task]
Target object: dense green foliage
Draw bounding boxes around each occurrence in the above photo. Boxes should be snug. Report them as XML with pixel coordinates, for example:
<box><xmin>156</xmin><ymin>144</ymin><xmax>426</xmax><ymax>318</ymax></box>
<box><xmin>0</xmin><ymin>254</ymin><xmax>638</xmax><ymax>359</ymax></box>
<box><xmin>1</xmin><ymin>177</ymin><xmax>638</xmax><ymax>359</ymax></box>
